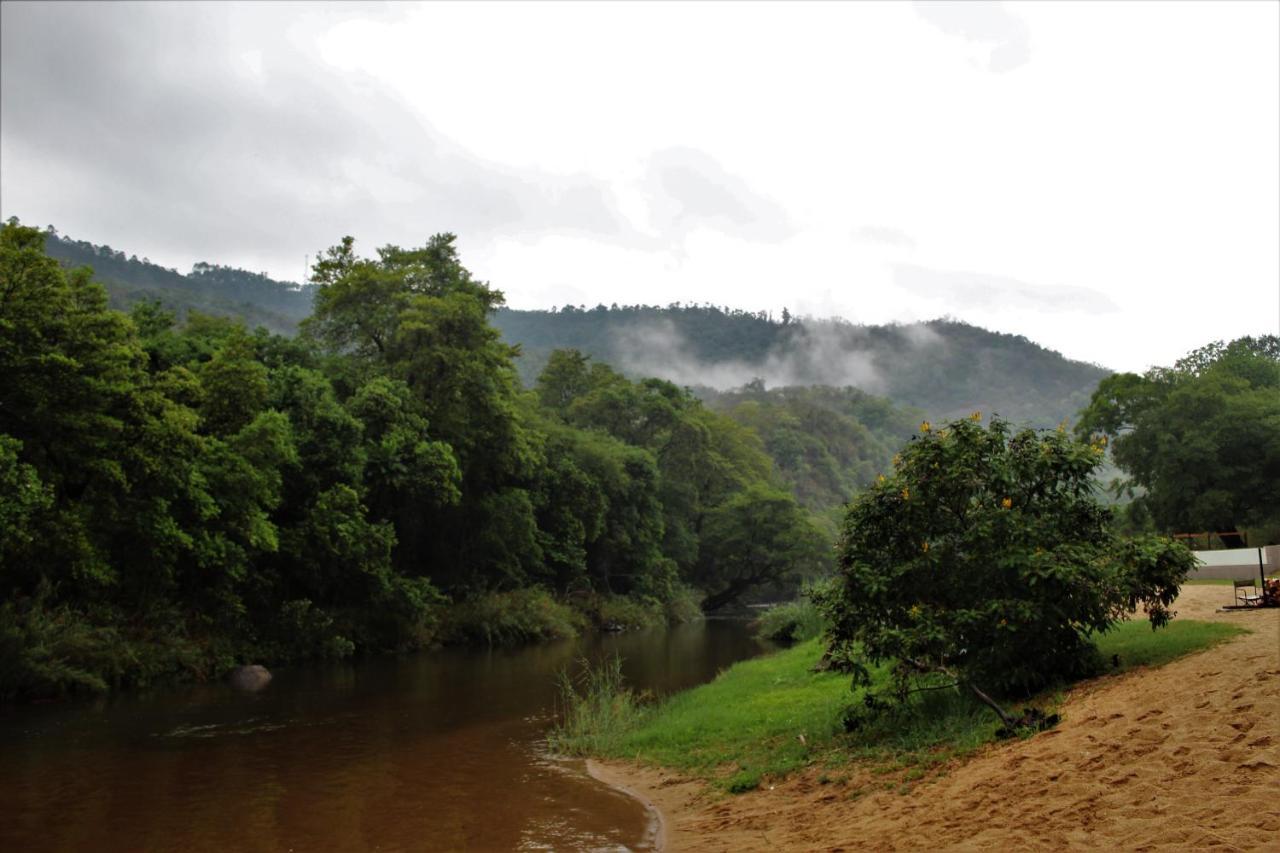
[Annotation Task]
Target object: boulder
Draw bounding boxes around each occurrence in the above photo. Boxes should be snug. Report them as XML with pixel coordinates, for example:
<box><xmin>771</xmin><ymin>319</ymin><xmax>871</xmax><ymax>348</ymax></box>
<box><xmin>228</xmin><ymin>664</ymin><xmax>272</xmax><ymax>692</ymax></box>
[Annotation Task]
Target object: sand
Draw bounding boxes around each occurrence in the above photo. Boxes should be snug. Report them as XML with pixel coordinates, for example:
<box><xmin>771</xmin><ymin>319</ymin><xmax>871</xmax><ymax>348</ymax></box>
<box><xmin>591</xmin><ymin>585</ymin><xmax>1280</xmax><ymax>851</ymax></box>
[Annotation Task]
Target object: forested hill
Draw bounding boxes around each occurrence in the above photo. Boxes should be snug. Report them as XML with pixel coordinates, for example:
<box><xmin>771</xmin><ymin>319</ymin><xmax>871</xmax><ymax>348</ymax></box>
<box><xmin>493</xmin><ymin>306</ymin><xmax>1111</xmax><ymax>428</ymax></box>
<box><xmin>40</xmin><ymin>229</ymin><xmax>312</xmax><ymax>335</ymax></box>
<box><xmin>36</xmin><ymin>226</ymin><xmax>1108</xmax><ymax>426</ymax></box>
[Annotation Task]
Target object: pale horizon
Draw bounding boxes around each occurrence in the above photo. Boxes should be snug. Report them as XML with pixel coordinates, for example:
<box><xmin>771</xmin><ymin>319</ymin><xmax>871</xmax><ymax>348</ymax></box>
<box><xmin>3</xmin><ymin>0</ymin><xmax>1277</xmax><ymax>374</ymax></box>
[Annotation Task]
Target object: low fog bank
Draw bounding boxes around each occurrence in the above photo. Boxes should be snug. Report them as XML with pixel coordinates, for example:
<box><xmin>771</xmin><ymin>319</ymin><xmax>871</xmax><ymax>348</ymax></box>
<box><xmin>613</xmin><ymin>317</ymin><xmax>945</xmax><ymax>393</ymax></box>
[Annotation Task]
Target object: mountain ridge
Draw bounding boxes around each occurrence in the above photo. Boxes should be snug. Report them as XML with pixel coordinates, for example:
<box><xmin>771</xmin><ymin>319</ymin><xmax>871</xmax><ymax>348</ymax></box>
<box><xmin>35</xmin><ymin>225</ymin><xmax>1110</xmax><ymax>428</ymax></box>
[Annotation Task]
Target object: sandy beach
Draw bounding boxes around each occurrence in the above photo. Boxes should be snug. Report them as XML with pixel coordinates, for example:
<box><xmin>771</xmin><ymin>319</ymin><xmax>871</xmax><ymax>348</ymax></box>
<box><xmin>591</xmin><ymin>585</ymin><xmax>1280</xmax><ymax>851</ymax></box>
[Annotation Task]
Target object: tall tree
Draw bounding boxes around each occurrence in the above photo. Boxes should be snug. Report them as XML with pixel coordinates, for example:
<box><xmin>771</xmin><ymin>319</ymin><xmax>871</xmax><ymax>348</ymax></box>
<box><xmin>1077</xmin><ymin>336</ymin><xmax>1280</xmax><ymax>541</ymax></box>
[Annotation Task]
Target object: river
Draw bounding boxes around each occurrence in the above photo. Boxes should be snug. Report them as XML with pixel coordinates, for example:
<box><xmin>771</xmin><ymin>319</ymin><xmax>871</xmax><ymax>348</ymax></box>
<box><xmin>0</xmin><ymin>619</ymin><xmax>770</xmax><ymax>852</ymax></box>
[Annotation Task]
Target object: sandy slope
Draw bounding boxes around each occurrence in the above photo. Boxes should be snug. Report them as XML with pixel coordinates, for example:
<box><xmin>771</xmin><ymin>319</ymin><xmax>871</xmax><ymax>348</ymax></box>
<box><xmin>592</xmin><ymin>586</ymin><xmax>1280</xmax><ymax>851</ymax></box>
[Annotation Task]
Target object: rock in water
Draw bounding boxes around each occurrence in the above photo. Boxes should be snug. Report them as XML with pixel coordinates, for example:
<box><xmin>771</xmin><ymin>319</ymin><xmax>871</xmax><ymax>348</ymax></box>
<box><xmin>228</xmin><ymin>664</ymin><xmax>272</xmax><ymax>692</ymax></box>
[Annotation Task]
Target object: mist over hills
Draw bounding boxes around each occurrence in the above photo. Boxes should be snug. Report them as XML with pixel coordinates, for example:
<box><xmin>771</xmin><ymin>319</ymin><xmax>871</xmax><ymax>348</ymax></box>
<box><xmin>494</xmin><ymin>305</ymin><xmax>1109</xmax><ymax>428</ymax></box>
<box><xmin>37</xmin><ymin>226</ymin><xmax>1110</xmax><ymax>428</ymax></box>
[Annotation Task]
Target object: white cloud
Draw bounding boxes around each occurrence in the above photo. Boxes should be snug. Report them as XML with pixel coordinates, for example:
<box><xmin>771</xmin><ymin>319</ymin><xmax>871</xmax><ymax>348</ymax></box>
<box><xmin>1</xmin><ymin>0</ymin><xmax>1276</xmax><ymax>374</ymax></box>
<box><xmin>912</xmin><ymin>1</ymin><xmax>1031</xmax><ymax>72</ymax></box>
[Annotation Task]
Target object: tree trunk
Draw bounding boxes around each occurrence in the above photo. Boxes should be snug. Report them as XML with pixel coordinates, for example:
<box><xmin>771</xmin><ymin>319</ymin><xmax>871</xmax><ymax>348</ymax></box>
<box><xmin>965</xmin><ymin>681</ymin><xmax>1017</xmax><ymax>728</ymax></box>
<box><xmin>700</xmin><ymin>578</ymin><xmax>758</xmax><ymax>612</ymax></box>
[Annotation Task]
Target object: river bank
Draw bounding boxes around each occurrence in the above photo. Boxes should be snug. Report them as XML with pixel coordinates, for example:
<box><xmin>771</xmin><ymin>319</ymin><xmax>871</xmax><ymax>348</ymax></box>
<box><xmin>586</xmin><ymin>585</ymin><xmax>1279</xmax><ymax>851</ymax></box>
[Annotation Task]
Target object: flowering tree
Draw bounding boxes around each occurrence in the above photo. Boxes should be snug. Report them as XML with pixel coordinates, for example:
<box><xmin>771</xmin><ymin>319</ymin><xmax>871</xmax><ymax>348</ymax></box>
<box><xmin>817</xmin><ymin>415</ymin><xmax>1196</xmax><ymax>727</ymax></box>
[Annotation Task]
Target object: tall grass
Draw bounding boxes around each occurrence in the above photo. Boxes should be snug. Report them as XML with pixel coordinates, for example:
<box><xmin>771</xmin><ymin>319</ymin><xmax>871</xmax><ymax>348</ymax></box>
<box><xmin>547</xmin><ymin>654</ymin><xmax>648</xmax><ymax>755</ymax></box>
<box><xmin>753</xmin><ymin>598</ymin><xmax>827</xmax><ymax>643</ymax></box>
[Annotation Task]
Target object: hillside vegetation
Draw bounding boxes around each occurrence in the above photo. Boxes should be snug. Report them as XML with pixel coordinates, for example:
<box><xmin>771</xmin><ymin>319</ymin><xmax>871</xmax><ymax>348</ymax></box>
<box><xmin>493</xmin><ymin>306</ymin><xmax>1109</xmax><ymax>427</ymax></box>
<box><xmin>36</xmin><ymin>228</ymin><xmax>1109</xmax><ymax>430</ymax></box>
<box><xmin>41</xmin><ymin>228</ymin><xmax>312</xmax><ymax>335</ymax></box>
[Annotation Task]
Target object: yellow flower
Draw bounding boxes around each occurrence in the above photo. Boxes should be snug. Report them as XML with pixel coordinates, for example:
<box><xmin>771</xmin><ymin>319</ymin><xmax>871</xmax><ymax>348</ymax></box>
<box><xmin>892</xmin><ymin>454</ymin><xmax>901</xmax><ymax>467</ymax></box>
<box><xmin>999</xmin><ymin>618</ymin><xmax>1008</xmax><ymax>627</ymax></box>
<box><xmin>1001</xmin><ymin>497</ymin><xmax>1012</xmax><ymax>509</ymax></box>
<box><xmin>920</xmin><ymin>421</ymin><xmax>931</xmax><ymax>433</ymax></box>
<box><xmin>1100</xmin><ymin>435</ymin><xmax>1108</xmax><ymax>446</ymax></box>
<box><xmin>910</xmin><ymin>605</ymin><xmax>921</xmax><ymax>617</ymax></box>
<box><xmin>970</xmin><ymin>411</ymin><xmax>982</xmax><ymax>421</ymax></box>
<box><xmin>901</xmin><ymin>487</ymin><xmax>910</xmax><ymax>500</ymax></box>
<box><xmin>877</xmin><ymin>474</ymin><xmax>886</xmax><ymax>484</ymax></box>
<box><xmin>921</xmin><ymin>541</ymin><xmax>930</xmax><ymax>553</ymax></box>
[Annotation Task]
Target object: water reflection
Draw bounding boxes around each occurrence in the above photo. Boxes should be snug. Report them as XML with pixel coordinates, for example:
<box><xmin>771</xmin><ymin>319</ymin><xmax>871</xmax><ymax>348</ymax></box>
<box><xmin>0</xmin><ymin>620</ymin><xmax>768</xmax><ymax>852</ymax></box>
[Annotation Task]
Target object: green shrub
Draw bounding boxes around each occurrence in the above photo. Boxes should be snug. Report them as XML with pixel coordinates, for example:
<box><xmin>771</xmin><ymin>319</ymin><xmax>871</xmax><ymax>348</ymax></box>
<box><xmin>0</xmin><ymin>585</ymin><xmax>222</xmax><ymax>700</ymax></box>
<box><xmin>819</xmin><ymin>415</ymin><xmax>1197</xmax><ymax>725</ymax></box>
<box><xmin>574</xmin><ymin>586</ymin><xmax>705</xmax><ymax>631</ymax></box>
<box><xmin>753</xmin><ymin>582</ymin><xmax>831</xmax><ymax>642</ymax></box>
<box><xmin>443</xmin><ymin>588</ymin><xmax>585</xmax><ymax>646</ymax></box>
<box><xmin>260</xmin><ymin>599</ymin><xmax>356</xmax><ymax>661</ymax></box>
<box><xmin>663</xmin><ymin>584</ymin><xmax>705</xmax><ymax>625</ymax></box>
<box><xmin>579</xmin><ymin>594</ymin><xmax>664</xmax><ymax>631</ymax></box>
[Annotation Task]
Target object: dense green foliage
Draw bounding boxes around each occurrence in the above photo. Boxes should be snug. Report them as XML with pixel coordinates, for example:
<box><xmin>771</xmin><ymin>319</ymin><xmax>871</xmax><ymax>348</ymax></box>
<box><xmin>1077</xmin><ymin>337</ymin><xmax>1280</xmax><ymax>540</ymax></box>
<box><xmin>530</xmin><ymin>348</ymin><xmax>820</xmax><ymax>608</ymax></box>
<box><xmin>493</xmin><ymin>306</ymin><xmax>1109</xmax><ymax>427</ymax></box>
<box><xmin>702</xmin><ymin>382</ymin><xmax>921</xmax><ymax>530</ymax></box>
<box><xmin>551</xmin><ymin>620</ymin><xmax>1243</xmax><ymax>792</ymax></box>
<box><xmin>817</xmin><ymin>416</ymin><xmax>1197</xmax><ymax>725</ymax></box>
<box><xmin>0</xmin><ymin>221</ymin><xmax>819</xmax><ymax>699</ymax></box>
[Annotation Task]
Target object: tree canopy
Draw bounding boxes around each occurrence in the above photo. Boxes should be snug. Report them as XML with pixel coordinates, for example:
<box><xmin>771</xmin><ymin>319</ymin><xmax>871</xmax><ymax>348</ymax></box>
<box><xmin>1</xmin><ymin>222</ymin><xmax>826</xmax><ymax>699</ymax></box>
<box><xmin>818</xmin><ymin>415</ymin><xmax>1196</xmax><ymax>726</ymax></box>
<box><xmin>1077</xmin><ymin>336</ymin><xmax>1280</xmax><ymax>541</ymax></box>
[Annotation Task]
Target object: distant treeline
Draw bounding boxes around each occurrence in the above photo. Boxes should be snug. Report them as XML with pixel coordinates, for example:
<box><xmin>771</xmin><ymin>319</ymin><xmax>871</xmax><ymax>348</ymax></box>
<box><xmin>493</xmin><ymin>306</ymin><xmax>1109</xmax><ymax>428</ymax></box>
<box><xmin>38</xmin><ymin>225</ymin><xmax>1109</xmax><ymax>429</ymax></box>
<box><xmin>40</xmin><ymin>227</ymin><xmax>312</xmax><ymax>335</ymax></box>
<box><xmin>1</xmin><ymin>222</ymin><xmax>838</xmax><ymax>700</ymax></box>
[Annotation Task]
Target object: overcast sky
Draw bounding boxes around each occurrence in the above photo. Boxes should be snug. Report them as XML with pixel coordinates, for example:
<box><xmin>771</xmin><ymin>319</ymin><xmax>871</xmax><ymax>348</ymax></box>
<box><xmin>2</xmin><ymin>1</ymin><xmax>1277</xmax><ymax>373</ymax></box>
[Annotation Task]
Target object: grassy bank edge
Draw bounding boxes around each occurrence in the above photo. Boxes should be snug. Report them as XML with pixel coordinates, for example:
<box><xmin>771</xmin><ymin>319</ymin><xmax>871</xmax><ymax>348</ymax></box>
<box><xmin>552</xmin><ymin>618</ymin><xmax>1248</xmax><ymax>795</ymax></box>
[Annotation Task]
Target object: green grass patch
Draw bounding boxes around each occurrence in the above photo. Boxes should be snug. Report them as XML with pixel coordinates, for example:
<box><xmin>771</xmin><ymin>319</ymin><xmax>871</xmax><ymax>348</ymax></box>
<box><xmin>552</xmin><ymin>618</ymin><xmax>1247</xmax><ymax>791</ymax></box>
<box><xmin>1096</xmin><ymin>618</ymin><xmax>1246</xmax><ymax>671</ymax></box>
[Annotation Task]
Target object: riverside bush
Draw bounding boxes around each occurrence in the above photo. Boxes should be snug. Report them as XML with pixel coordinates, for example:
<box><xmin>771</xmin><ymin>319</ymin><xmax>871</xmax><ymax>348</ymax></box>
<box><xmin>753</xmin><ymin>599</ymin><xmax>827</xmax><ymax>643</ymax></box>
<box><xmin>818</xmin><ymin>415</ymin><xmax>1197</xmax><ymax>726</ymax></box>
<box><xmin>442</xmin><ymin>588</ymin><xmax>586</xmax><ymax>646</ymax></box>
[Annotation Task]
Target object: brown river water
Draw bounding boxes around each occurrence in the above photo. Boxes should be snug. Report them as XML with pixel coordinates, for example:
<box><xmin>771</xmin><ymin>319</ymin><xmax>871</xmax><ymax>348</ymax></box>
<box><xmin>0</xmin><ymin>619</ymin><xmax>769</xmax><ymax>852</ymax></box>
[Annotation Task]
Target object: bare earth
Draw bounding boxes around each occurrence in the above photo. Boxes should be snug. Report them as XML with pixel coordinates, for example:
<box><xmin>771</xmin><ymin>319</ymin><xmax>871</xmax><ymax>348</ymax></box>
<box><xmin>590</xmin><ymin>586</ymin><xmax>1280</xmax><ymax>851</ymax></box>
